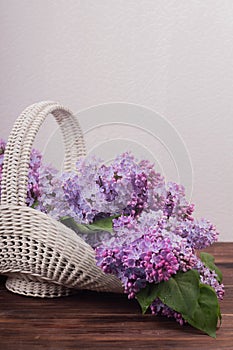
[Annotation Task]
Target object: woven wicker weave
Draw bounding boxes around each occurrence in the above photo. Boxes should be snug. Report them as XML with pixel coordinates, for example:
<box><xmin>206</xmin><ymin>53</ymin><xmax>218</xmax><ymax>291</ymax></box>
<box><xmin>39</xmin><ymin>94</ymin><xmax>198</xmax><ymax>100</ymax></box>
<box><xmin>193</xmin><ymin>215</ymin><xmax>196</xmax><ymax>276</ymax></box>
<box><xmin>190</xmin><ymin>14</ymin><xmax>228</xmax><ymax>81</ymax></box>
<box><xmin>0</xmin><ymin>101</ymin><xmax>123</xmax><ymax>297</ymax></box>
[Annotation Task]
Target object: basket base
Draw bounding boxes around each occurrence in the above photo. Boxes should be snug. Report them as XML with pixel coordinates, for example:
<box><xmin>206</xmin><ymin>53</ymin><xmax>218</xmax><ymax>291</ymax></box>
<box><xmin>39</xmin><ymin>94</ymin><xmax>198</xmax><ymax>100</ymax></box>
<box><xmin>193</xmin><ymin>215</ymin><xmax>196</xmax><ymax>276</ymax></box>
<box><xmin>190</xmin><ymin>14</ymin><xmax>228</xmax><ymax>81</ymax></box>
<box><xmin>5</xmin><ymin>276</ymin><xmax>76</xmax><ymax>298</ymax></box>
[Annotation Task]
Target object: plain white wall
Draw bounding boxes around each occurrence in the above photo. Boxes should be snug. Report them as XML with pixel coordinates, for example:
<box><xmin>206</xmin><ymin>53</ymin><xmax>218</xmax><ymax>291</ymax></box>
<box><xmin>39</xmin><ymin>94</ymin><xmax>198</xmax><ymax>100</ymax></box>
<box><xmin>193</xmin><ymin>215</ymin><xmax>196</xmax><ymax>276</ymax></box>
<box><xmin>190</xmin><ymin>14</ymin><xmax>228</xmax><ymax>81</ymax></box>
<box><xmin>0</xmin><ymin>0</ymin><xmax>232</xmax><ymax>241</ymax></box>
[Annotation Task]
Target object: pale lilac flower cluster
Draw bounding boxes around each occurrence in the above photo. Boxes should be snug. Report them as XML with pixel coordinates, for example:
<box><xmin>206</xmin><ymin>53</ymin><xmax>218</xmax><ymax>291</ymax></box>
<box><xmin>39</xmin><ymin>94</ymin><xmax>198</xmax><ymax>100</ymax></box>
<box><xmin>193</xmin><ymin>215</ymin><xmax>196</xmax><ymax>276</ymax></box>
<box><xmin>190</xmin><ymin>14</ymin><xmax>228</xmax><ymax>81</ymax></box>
<box><xmin>175</xmin><ymin>218</ymin><xmax>219</xmax><ymax>250</ymax></box>
<box><xmin>164</xmin><ymin>182</ymin><xmax>194</xmax><ymax>221</ymax></box>
<box><xmin>35</xmin><ymin>157</ymin><xmax>102</xmax><ymax>223</ymax></box>
<box><xmin>96</xmin><ymin>153</ymin><xmax>165</xmax><ymax>218</ymax></box>
<box><xmin>34</xmin><ymin>165</ymin><xmax>70</xmax><ymax>218</ymax></box>
<box><xmin>195</xmin><ymin>260</ymin><xmax>224</xmax><ymax>300</ymax></box>
<box><xmin>35</xmin><ymin>153</ymin><xmax>167</xmax><ymax>224</ymax></box>
<box><xmin>31</xmin><ymin>152</ymin><xmax>196</xmax><ymax>230</ymax></box>
<box><xmin>0</xmin><ymin>139</ymin><xmax>44</xmax><ymax>207</ymax></box>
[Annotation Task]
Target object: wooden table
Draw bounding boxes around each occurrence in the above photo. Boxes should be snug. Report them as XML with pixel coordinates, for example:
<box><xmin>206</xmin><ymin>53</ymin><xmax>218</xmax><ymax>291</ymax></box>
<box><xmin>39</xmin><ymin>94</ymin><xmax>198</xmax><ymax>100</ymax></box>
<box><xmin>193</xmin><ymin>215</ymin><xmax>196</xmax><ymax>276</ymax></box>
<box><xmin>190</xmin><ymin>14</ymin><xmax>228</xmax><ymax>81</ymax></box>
<box><xmin>0</xmin><ymin>243</ymin><xmax>232</xmax><ymax>349</ymax></box>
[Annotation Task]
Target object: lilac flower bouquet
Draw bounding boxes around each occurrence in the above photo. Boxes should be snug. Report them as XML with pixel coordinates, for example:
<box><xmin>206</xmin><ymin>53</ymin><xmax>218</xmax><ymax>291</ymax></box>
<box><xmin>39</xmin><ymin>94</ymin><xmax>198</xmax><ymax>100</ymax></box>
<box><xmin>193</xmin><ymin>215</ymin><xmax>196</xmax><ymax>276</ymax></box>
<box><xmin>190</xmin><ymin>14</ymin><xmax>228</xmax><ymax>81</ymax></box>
<box><xmin>0</xmin><ymin>139</ymin><xmax>224</xmax><ymax>337</ymax></box>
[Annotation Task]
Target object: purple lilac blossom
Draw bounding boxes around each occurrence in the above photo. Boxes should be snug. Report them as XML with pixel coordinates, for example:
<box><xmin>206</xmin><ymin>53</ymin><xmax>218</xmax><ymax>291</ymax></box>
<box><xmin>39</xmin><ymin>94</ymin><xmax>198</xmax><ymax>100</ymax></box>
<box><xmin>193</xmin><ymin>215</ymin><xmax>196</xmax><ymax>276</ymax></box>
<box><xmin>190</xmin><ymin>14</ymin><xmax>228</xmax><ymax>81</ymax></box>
<box><xmin>150</xmin><ymin>299</ymin><xmax>185</xmax><ymax>326</ymax></box>
<box><xmin>164</xmin><ymin>182</ymin><xmax>194</xmax><ymax>221</ymax></box>
<box><xmin>95</xmin><ymin>212</ymin><xmax>200</xmax><ymax>299</ymax></box>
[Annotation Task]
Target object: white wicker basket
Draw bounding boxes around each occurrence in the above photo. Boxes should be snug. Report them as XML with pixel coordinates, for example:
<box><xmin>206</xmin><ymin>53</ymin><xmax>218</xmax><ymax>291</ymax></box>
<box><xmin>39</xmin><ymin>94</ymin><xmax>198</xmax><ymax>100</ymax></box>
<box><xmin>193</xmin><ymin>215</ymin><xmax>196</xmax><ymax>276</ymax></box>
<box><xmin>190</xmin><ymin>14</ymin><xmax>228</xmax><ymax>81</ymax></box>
<box><xmin>0</xmin><ymin>101</ymin><xmax>123</xmax><ymax>297</ymax></box>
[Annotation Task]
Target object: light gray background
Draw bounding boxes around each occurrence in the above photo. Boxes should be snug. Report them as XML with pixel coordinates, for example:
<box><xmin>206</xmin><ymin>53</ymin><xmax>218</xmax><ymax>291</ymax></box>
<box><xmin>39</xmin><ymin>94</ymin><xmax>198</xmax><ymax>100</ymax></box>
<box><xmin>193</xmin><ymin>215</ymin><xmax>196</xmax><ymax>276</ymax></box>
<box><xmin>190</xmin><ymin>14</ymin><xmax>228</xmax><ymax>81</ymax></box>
<box><xmin>0</xmin><ymin>0</ymin><xmax>232</xmax><ymax>241</ymax></box>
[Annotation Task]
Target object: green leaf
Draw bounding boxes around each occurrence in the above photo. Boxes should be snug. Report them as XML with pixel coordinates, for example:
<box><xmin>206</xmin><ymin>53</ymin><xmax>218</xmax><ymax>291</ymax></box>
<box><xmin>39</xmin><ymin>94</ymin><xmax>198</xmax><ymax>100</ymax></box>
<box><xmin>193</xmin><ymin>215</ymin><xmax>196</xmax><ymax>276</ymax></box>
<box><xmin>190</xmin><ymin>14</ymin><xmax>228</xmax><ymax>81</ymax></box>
<box><xmin>156</xmin><ymin>270</ymin><xmax>200</xmax><ymax>317</ymax></box>
<box><xmin>136</xmin><ymin>283</ymin><xmax>160</xmax><ymax>314</ymax></box>
<box><xmin>200</xmin><ymin>252</ymin><xmax>223</xmax><ymax>283</ymax></box>
<box><xmin>157</xmin><ymin>271</ymin><xmax>221</xmax><ymax>337</ymax></box>
<box><xmin>137</xmin><ymin>270</ymin><xmax>200</xmax><ymax>315</ymax></box>
<box><xmin>60</xmin><ymin>216</ymin><xmax>91</xmax><ymax>234</ymax></box>
<box><xmin>60</xmin><ymin>215</ymin><xmax>115</xmax><ymax>234</ymax></box>
<box><xmin>86</xmin><ymin>216</ymin><xmax>115</xmax><ymax>233</ymax></box>
<box><xmin>136</xmin><ymin>270</ymin><xmax>221</xmax><ymax>337</ymax></box>
<box><xmin>31</xmin><ymin>199</ymin><xmax>39</xmax><ymax>209</ymax></box>
<box><xmin>186</xmin><ymin>284</ymin><xmax>220</xmax><ymax>338</ymax></box>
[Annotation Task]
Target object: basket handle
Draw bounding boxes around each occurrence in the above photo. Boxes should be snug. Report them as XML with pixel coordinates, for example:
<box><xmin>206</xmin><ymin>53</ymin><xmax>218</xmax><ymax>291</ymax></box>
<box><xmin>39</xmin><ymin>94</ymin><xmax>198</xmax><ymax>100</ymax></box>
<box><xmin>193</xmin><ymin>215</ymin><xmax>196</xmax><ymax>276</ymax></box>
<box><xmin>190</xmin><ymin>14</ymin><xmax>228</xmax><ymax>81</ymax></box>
<box><xmin>1</xmin><ymin>101</ymin><xmax>86</xmax><ymax>206</ymax></box>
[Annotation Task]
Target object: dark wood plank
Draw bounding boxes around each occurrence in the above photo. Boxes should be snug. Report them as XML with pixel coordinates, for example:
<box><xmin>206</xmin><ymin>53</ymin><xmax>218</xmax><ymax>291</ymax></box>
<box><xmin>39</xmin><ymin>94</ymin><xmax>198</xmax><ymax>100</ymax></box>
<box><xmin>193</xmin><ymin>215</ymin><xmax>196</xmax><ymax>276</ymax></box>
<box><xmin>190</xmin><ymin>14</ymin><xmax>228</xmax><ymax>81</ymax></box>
<box><xmin>204</xmin><ymin>242</ymin><xmax>233</xmax><ymax>263</ymax></box>
<box><xmin>0</xmin><ymin>243</ymin><xmax>232</xmax><ymax>350</ymax></box>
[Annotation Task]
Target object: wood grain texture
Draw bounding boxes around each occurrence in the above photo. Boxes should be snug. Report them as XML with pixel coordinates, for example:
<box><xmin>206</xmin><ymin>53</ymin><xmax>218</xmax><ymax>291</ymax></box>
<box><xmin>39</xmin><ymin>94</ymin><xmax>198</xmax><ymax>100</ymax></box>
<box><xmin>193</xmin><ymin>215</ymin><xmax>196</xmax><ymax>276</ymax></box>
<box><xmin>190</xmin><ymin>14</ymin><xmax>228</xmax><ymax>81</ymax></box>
<box><xmin>0</xmin><ymin>242</ymin><xmax>232</xmax><ymax>350</ymax></box>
